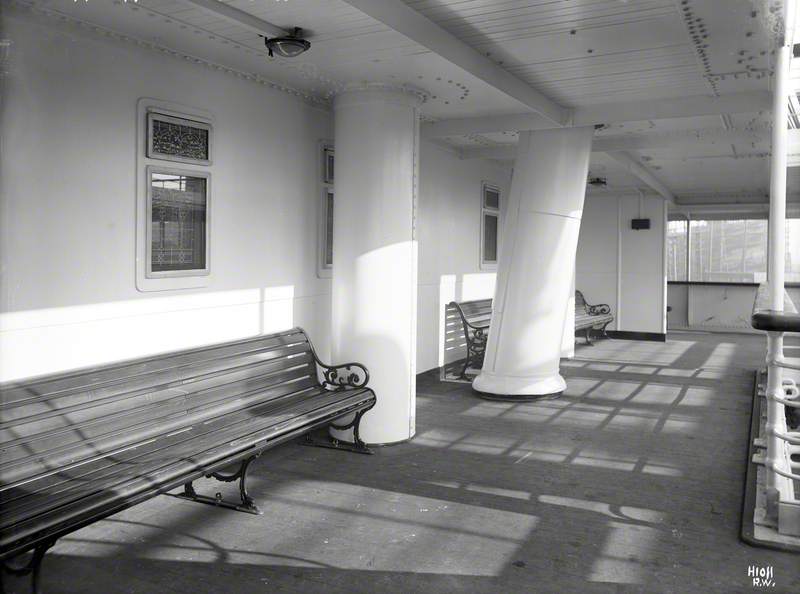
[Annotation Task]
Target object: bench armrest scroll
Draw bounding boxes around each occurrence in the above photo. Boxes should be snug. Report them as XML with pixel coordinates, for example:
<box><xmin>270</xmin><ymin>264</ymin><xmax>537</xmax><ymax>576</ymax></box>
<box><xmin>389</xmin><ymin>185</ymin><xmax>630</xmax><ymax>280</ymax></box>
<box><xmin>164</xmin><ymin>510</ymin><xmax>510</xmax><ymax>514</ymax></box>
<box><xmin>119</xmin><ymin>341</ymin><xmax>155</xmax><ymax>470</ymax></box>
<box><xmin>587</xmin><ymin>303</ymin><xmax>611</xmax><ymax>315</ymax></box>
<box><xmin>318</xmin><ymin>362</ymin><xmax>370</xmax><ymax>389</ymax></box>
<box><xmin>300</xmin><ymin>328</ymin><xmax>370</xmax><ymax>389</ymax></box>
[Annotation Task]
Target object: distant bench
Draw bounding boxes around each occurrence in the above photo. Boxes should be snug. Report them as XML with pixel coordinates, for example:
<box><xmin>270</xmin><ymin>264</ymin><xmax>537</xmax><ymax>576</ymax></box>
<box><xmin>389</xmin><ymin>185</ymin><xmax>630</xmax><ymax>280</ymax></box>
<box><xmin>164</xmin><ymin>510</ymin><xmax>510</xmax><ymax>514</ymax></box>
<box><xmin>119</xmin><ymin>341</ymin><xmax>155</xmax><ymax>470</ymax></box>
<box><xmin>448</xmin><ymin>298</ymin><xmax>492</xmax><ymax>378</ymax></box>
<box><xmin>448</xmin><ymin>290</ymin><xmax>614</xmax><ymax>375</ymax></box>
<box><xmin>574</xmin><ymin>290</ymin><xmax>614</xmax><ymax>345</ymax></box>
<box><xmin>0</xmin><ymin>328</ymin><xmax>375</xmax><ymax>593</ymax></box>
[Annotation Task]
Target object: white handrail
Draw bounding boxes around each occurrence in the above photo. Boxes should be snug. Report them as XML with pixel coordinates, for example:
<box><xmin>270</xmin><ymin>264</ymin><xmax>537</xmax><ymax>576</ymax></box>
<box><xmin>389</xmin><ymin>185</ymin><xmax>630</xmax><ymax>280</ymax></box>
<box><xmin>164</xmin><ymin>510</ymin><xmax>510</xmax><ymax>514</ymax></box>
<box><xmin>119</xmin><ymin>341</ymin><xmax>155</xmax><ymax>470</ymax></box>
<box><xmin>752</xmin><ymin>286</ymin><xmax>799</xmax><ymax>533</ymax></box>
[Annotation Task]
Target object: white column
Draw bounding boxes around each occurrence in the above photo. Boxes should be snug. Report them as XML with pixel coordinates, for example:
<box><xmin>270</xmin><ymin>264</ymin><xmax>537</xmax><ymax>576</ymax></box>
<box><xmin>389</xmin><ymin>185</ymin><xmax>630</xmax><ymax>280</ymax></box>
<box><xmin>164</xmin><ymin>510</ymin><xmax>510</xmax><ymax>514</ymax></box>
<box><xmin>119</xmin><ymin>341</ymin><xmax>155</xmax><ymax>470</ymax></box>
<box><xmin>561</xmin><ymin>269</ymin><xmax>576</xmax><ymax>358</ymax></box>
<box><xmin>473</xmin><ymin>127</ymin><xmax>593</xmax><ymax>396</ymax></box>
<box><xmin>764</xmin><ymin>2</ymin><xmax>791</xmax><ymax>521</ymax></box>
<box><xmin>331</xmin><ymin>84</ymin><xmax>422</xmax><ymax>444</ymax></box>
<box><xmin>769</xmin><ymin>29</ymin><xmax>789</xmax><ymax>311</ymax></box>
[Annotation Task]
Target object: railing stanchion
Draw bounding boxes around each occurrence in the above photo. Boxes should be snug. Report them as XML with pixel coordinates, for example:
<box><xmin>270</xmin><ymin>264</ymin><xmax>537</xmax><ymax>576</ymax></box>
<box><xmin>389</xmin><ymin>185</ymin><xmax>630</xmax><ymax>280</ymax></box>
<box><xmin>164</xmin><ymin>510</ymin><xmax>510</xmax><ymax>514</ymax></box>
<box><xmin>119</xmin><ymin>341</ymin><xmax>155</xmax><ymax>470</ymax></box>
<box><xmin>764</xmin><ymin>331</ymin><xmax>785</xmax><ymax>523</ymax></box>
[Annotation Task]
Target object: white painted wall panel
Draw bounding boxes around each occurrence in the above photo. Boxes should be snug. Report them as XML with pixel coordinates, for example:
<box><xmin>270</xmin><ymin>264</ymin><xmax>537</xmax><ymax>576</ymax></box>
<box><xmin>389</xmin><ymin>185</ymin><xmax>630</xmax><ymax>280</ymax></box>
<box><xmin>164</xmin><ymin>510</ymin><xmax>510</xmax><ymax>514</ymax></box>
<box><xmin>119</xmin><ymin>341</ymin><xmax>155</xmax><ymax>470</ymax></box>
<box><xmin>415</xmin><ymin>141</ymin><xmax>510</xmax><ymax>373</ymax></box>
<box><xmin>686</xmin><ymin>285</ymin><xmax>800</xmax><ymax>331</ymax></box>
<box><xmin>576</xmin><ymin>197</ymin><xmax>619</xmax><ymax>327</ymax></box>
<box><xmin>577</xmin><ymin>194</ymin><xmax>667</xmax><ymax>335</ymax></box>
<box><xmin>0</xmin><ymin>13</ymin><xmax>332</xmax><ymax>381</ymax></box>
<box><xmin>619</xmin><ymin>196</ymin><xmax>667</xmax><ymax>333</ymax></box>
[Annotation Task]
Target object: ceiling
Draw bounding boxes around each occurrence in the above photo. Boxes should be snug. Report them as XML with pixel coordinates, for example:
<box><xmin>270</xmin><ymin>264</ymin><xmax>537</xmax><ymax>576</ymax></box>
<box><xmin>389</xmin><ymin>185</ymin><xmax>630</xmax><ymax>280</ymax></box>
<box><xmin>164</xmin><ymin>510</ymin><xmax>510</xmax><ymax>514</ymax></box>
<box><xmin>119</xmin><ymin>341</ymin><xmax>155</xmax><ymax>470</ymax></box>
<box><xmin>10</xmin><ymin>0</ymin><xmax>796</xmax><ymax>204</ymax></box>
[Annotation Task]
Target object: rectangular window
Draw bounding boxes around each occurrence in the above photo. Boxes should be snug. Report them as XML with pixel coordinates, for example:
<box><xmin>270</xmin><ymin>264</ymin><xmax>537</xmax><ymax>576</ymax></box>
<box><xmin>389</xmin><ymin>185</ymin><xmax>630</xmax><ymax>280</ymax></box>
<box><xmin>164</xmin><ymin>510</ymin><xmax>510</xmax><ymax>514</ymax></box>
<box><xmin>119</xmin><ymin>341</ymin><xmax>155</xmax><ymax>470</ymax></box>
<box><xmin>689</xmin><ymin>219</ymin><xmax>767</xmax><ymax>283</ymax></box>
<box><xmin>147</xmin><ymin>168</ymin><xmax>209</xmax><ymax>278</ymax></box>
<box><xmin>481</xmin><ymin>183</ymin><xmax>500</xmax><ymax>268</ymax></box>
<box><xmin>323</xmin><ymin>147</ymin><xmax>335</xmax><ymax>184</ymax></box>
<box><xmin>789</xmin><ymin>218</ymin><xmax>800</xmax><ymax>283</ymax></box>
<box><xmin>318</xmin><ymin>143</ymin><xmax>334</xmax><ymax>277</ymax></box>
<box><xmin>324</xmin><ymin>190</ymin><xmax>334</xmax><ymax>268</ymax></box>
<box><xmin>669</xmin><ymin>217</ymin><xmax>799</xmax><ymax>284</ymax></box>
<box><xmin>667</xmin><ymin>219</ymin><xmax>688</xmax><ymax>281</ymax></box>
<box><xmin>483</xmin><ymin>213</ymin><xmax>498</xmax><ymax>262</ymax></box>
<box><xmin>147</xmin><ymin>112</ymin><xmax>212</xmax><ymax>165</ymax></box>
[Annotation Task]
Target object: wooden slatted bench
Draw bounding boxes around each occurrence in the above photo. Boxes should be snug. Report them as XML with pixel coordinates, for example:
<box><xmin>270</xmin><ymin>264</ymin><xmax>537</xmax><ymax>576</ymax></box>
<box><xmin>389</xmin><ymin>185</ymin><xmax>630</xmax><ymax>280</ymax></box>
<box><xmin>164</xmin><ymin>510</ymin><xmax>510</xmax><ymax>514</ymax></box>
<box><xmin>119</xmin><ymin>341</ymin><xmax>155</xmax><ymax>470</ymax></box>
<box><xmin>448</xmin><ymin>299</ymin><xmax>492</xmax><ymax>378</ymax></box>
<box><xmin>0</xmin><ymin>328</ymin><xmax>375</xmax><ymax>593</ymax></box>
<box><xmin>449</xmin><ymin>291</ymin><xmax>615</xmax><ymax>374</ymax></box>
<box><xmin>574</xmin><ymin>290</ymin><xmax>614</xmax><ymax>345</ymax></box>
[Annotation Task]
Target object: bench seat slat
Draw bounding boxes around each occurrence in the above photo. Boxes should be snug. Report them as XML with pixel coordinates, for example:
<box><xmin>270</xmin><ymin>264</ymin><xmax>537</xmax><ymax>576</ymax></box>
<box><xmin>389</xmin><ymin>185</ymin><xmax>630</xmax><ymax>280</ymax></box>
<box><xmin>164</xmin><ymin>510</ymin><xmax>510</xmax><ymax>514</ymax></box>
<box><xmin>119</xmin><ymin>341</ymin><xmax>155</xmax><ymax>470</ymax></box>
<box><xmin>0</xmin><ymin>383</ymin><xmax>368</xmax><ymax>527</ymax></box>
<box><xmin>0</xmin><ymin>387</ymin><xmax>374</xmax><ymax>551</ymax></box>
<box><xmin>0</xmin><ymin>328</ymin><xmax>377</xmax><ymax>561</ymax></box>
<box><xmin>0</xmin><ymin>361</ymin><xmax>318</xmax><ymax>482</ymax></box>
<box><xmin>0</xmin><ymin>381</ymin><xmax>327</xmax><ymax>521</ymax></box>
<box><xmin>575</xmin><ymin>313</ymin><xmax>614</xmax><ymax>329</ymax></box>
<box><xmin>0</xmin><ymin>330</ymin><xmax>310</xmax><ymax>408</ymax></box>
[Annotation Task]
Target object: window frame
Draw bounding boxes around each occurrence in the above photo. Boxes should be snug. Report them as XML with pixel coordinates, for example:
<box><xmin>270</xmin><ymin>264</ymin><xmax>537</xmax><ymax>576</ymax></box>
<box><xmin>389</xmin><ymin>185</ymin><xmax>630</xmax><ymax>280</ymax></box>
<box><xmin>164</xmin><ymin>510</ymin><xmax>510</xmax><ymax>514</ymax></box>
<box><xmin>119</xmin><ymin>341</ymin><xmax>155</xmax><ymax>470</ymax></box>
<box><xmin>317</xmin><ymin>141</ymin><xmax>334</xmax><ymax>278</ymax></box>
<box><xmin>146</xmin><ymin>111</ymin><xmax>213</xmax><ymax>166</ymax></box>
<box><xmin>480</xmin><ymin>182</ymin><xmax>501</xmax><ymax>270</ymax></box>
<box><xmin>145</xmin><ymin>165</ymin><xmax>211</xmax><ymax>280</ymax></box>
<box><xmin>666</xmin><ymin>214</ymin><xmax>800</xmax><ymax>287</ymax></box>
<box><xmin>136</xmin><ymin>98</ymin><xmax>213</xmax><ymax>292</ymax></box>
<box><xmin>666</xmin><ymin>217</ymin><xmax>689</xmax><ymax>283</ymax></box>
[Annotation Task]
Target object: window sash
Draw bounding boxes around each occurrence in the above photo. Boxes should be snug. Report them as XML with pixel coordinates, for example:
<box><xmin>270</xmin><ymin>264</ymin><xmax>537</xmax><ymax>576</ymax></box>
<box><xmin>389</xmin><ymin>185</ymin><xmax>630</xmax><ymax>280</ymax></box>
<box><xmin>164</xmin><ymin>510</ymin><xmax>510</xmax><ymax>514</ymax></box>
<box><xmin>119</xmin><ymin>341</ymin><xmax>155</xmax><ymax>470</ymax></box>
<box><xmin>145</xmin><ymin>166</ymin><xmax>210</xmax><ymax>279</ymax></box>
<box><xmin>667</xmin><ymin>217</ymin><xmax>799</xmax><ymax>284</ymax></box>
<box><xmin>481</xmin><ymin>183</ymin><xmax>500</xmax><ymax>268</ymax></box>
<box><xmin>146</xmin><ymin>111</ymin><xmax>212</xmax><ymax>166</ymax></box>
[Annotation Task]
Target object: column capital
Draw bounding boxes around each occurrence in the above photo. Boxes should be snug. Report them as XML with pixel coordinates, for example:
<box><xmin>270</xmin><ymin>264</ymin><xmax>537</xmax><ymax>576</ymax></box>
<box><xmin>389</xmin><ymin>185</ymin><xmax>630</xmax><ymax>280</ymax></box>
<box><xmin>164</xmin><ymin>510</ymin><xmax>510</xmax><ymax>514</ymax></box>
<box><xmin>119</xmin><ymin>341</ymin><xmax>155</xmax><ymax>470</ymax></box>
<box><xmin>333</xmin><ymin>82</ymin><xmax>428</xmax><ymax>110</ymax></box>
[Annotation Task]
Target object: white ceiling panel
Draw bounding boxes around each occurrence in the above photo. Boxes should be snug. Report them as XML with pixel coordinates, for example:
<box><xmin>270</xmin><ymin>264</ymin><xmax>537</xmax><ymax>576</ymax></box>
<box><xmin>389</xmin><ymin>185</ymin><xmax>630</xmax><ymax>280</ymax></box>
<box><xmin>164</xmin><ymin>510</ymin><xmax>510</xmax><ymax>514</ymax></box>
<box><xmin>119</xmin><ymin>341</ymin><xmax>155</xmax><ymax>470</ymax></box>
<box><xmin>12</xmin><ymin>0</ymin><xmax>784</xmax><ymax>198</ymax></box>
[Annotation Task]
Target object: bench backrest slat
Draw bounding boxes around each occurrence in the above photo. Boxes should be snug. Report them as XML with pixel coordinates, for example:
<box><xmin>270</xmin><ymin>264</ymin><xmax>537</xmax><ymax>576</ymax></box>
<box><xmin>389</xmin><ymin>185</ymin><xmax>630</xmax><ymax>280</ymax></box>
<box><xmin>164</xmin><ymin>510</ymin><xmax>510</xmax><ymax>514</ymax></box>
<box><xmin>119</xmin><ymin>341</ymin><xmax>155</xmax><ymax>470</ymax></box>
<box><xmin>452</xmin><ymin>292</ymin><xmax>603</xmax><ymax>321</ymax></box>
<box><xmin>575</xmin><ymin>290</ymin><xmax>588</xmax><ymax>312</ymax></box>
<box><xmin>1</xmin><ymin>330</ymin><xmax>310</xmax><ymax>408</ymax></box>
<box><xmin>0</xmin><ymin>328</ymin><xmax>321</xmax><ymax>492</ymax></box>
<box><xmin>449</xmin><ymin>299</ymin><xmax>493</xmax><ymax>328</ymax></box>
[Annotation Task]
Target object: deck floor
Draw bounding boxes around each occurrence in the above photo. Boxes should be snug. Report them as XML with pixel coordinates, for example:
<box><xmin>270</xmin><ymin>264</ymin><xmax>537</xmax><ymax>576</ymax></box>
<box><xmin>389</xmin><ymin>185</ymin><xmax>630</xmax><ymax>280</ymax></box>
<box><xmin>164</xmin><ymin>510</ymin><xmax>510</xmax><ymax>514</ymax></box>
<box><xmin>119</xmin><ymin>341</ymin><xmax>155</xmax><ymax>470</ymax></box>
<box><xmin>7</xmin><ymin>332</ymin><xmax>800</xmax><ymax>593</ymax></box>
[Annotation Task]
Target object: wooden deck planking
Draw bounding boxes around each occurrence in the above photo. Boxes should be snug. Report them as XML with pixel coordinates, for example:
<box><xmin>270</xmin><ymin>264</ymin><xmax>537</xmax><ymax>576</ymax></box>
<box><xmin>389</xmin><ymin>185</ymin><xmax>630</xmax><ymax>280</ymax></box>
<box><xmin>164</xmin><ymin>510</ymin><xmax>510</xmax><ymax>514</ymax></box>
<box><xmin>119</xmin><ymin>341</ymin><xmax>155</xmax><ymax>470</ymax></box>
<box><xmin>4</xmin><ymin>331</ymin><xmax>799</xmax><ymax>593</ymax></box>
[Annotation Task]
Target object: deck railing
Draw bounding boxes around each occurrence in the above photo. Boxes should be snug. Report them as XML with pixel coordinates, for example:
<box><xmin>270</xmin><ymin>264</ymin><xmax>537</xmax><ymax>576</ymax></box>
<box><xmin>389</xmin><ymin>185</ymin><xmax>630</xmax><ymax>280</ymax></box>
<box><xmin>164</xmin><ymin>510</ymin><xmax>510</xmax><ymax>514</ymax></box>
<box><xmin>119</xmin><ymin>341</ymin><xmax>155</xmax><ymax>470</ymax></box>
<box><xmin>751</xmin><ymin>282</ymin><xmax>800</xmax><ymax>535</ymax></box>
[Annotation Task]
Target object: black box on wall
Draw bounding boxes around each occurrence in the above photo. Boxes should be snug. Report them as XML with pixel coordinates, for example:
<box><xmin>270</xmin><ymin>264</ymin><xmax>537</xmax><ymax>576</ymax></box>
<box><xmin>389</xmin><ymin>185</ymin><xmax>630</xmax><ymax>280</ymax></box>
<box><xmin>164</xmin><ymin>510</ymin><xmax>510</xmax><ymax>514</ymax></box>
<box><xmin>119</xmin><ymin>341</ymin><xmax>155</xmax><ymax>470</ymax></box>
<box><xmin>631</xmin><ymin>218</ymin><xmax>651</xmax><ymax>230</ymax></box>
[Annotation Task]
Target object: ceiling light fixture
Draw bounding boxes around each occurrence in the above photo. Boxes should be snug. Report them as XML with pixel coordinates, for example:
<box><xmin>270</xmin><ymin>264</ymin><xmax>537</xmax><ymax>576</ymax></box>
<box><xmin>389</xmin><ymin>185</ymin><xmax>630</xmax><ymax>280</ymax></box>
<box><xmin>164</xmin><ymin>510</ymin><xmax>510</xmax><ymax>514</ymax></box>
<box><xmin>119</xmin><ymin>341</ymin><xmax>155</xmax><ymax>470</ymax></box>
<box><xmin>264</xmin><ymin>27</ymin><xmax>311</xmax><ymax>58</ymax></box>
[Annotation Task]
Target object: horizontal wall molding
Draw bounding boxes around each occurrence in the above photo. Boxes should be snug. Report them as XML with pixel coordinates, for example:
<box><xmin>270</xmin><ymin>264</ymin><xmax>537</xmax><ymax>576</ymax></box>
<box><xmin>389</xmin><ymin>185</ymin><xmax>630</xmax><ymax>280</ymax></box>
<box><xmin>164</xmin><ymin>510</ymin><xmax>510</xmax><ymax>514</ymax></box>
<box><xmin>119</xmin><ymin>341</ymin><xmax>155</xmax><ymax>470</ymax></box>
<box><xmin>606</xmin><ymin>330</ymin><xmax>667</xmax><ymax>342</ymax></box>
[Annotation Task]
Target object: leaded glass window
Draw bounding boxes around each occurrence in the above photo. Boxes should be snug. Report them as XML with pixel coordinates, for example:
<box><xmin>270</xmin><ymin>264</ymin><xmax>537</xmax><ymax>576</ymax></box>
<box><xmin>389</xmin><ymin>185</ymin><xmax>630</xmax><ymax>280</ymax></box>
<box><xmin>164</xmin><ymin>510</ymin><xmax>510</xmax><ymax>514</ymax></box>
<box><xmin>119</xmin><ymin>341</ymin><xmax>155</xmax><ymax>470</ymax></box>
<box><xmin>147</xmin><ymin>169</ymin><xmax>209</xmax><ymax>277</ymax></box>
<box><xmin>147</xmin><ymin>112</ymin><xmax>211</xmax><ymax>165</ymax></box>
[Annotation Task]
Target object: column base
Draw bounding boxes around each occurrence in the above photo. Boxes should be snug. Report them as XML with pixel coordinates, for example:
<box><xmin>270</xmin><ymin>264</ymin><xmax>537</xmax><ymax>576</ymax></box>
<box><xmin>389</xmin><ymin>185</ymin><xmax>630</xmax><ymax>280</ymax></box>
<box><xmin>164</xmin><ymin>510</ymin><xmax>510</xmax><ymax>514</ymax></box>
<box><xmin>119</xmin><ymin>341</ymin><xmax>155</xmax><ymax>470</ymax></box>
<box><xmin>472</xmin><ymin>371</ymin><xmax>565</xmax><ymax>398</ymax></box>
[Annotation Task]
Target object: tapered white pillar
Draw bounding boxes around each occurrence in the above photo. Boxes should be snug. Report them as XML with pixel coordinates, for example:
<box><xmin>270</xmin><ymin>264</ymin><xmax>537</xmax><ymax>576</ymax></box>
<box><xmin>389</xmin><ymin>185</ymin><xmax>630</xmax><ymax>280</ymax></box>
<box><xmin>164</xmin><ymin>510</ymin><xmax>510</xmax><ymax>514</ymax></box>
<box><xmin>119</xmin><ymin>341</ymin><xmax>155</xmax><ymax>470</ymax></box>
<box><xmin>331</xmin><ymin>84</ymin><xmax>422</xmax><ymax>444</ymax></box>
<box><xmin>473</xmin><ymin>127</ymin><xmax>593</xmax><ymax>396</ymax></box>
<box><xmin>561</xmin><ymin>270</ymin><xmax>576</xmax><ymax>359</ymax></box>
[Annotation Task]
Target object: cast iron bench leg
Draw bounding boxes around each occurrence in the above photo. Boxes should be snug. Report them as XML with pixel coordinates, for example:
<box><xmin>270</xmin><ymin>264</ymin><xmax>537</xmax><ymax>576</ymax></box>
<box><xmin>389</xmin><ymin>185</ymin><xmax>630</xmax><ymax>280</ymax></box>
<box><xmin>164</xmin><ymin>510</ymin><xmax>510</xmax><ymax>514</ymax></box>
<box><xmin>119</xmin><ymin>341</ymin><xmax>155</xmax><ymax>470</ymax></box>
<box><xmin>169</xmin><ymin>455</ymin><xmax>263</xmax><ymax>515</ymax></box>
<box><xmin>584</xmin><ymin>327</ymin><xmax>594</xmax><ymax>345</ymax></box>
<box><xmin>303</xmin><ymin>407</ymin><xmax>375</xmax><ymax>455</ymax></box>
<box><xmin>1</xmin><ymin>539</ymin><xmax>56</xmax><ymax>594</ymax></box>
<box><xmin>460</xmin><ymin>343</ymin><xmax>472</xmax><ymax>378</ymax></box>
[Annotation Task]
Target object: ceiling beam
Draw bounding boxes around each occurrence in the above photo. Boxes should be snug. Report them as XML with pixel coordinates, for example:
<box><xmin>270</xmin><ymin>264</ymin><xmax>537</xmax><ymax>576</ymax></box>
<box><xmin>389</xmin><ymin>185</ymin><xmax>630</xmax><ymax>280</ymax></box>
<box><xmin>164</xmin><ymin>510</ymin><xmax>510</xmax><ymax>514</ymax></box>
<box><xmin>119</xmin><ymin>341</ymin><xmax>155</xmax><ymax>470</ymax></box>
<box><xmin>594</xmin><ymin>127</ymin><xmax>766</xmax><ymax>152</ymax></box>
<box><xmin>339</xmin><ymin>0</ymin><xmax>567</xmax><ymax>126</ymax></box>
<box><xmin>606</xmin><ymin>152</ymin><xmax>675</xmax><ymax>204</ymax></box>
<box><xmin>571</xmin><ymin>91</ymin><xmax>771</xmax><ymax>126</ymax></box>
<box><xmin>422</xmin><ymin>91</ymin><xmax>771</xmax><ymax>138</ymax></box>
<box><xmin>176</xmin><ymin>0</ymin><xmax>288</xmax><ymax>38</ymax></box>
<box><xmin>458</xmin><ymin>127</ymin><xmax>769</xmax><ymax>160</ymax></box>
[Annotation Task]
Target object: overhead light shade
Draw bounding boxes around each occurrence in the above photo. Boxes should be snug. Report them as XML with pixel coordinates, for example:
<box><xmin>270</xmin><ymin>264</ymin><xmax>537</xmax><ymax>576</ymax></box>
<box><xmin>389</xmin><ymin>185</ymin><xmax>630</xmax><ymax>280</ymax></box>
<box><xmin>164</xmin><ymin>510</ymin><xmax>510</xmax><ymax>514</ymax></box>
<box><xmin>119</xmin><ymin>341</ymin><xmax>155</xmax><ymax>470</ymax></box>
<box><xmin>265</xmin><ymin>27</ymin><xmax>311</xmax><ymax>58</ymax></box>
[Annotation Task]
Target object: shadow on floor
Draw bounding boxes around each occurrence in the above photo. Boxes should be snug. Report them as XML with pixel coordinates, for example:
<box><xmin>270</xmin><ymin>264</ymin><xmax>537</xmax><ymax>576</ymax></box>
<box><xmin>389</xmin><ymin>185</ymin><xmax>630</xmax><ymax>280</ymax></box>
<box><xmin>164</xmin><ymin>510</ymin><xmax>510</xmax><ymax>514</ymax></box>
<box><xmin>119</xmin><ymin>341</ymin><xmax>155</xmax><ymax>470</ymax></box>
<box><xmin>6</xmin><ymin>333</ymin><xmax>799</xmax><ymax>594</ymax></box>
